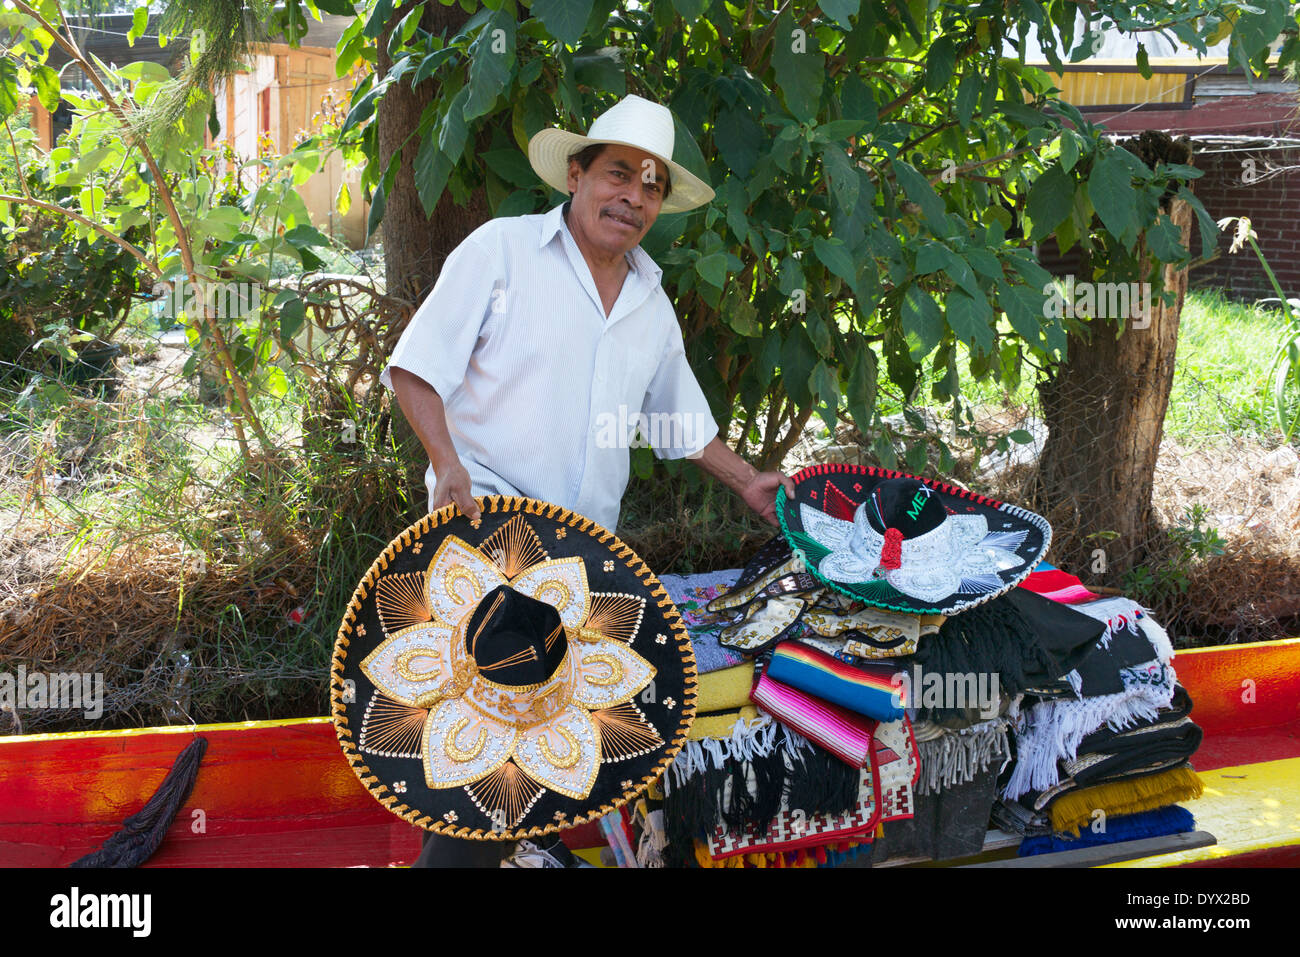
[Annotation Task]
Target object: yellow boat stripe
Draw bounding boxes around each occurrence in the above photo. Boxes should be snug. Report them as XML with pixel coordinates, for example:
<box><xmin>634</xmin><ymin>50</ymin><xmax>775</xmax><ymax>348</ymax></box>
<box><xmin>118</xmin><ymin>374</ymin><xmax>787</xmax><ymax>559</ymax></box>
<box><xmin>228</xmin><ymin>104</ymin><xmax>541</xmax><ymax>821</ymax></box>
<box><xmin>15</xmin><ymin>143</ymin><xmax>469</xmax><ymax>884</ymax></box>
<box><xmin>1103</xmin><ymin>756</ymin><xmax>1300</xmax><ymax>867</ymax></box>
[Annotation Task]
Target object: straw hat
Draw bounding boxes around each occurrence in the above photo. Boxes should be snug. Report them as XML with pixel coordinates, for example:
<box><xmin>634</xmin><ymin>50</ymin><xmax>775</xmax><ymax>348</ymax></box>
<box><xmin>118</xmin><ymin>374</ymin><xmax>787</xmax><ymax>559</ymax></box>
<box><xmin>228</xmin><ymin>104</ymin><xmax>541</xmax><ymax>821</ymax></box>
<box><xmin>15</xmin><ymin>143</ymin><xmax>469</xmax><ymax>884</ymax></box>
<box><xmin>527</xmin><ymin>94</ymin><xmax>715</xmax><ymax>214</ymax></box>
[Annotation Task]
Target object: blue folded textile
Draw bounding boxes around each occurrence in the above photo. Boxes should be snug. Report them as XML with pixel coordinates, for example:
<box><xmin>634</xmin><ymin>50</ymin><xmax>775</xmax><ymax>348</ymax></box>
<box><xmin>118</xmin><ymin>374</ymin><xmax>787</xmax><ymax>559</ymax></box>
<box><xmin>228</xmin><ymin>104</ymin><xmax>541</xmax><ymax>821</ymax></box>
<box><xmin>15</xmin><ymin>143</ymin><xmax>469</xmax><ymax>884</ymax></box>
<box><xmin>1017</xmin><ymin>805</ymin><xmax>1195</xmax><ymax>857</ymax></box>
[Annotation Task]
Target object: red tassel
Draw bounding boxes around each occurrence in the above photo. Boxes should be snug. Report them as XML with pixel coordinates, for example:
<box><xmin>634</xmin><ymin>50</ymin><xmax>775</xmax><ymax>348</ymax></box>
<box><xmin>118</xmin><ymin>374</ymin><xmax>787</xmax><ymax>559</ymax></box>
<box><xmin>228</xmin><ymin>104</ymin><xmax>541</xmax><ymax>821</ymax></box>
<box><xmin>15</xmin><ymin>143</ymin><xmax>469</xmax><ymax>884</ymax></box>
<box><xmin>879</xmin><ymin>527</ymin><xmax>904</xmax><ymax>570</ymax></box>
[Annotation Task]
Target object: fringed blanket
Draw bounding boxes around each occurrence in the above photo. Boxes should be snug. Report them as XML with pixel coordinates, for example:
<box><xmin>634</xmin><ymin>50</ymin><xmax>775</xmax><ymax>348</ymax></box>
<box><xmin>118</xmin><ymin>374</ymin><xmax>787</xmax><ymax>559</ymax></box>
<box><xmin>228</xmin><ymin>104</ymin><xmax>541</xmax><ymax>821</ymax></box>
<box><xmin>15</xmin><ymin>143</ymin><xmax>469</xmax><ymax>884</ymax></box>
<box><xmin>1003</xmin><ymin>598</ymin><xmax>1179</xmax><ymax>801</ymax></box>
<box><xmin>912</xmin><ymin>716</ymin><xmax>1012</xmax><ymax>796</ymax></box>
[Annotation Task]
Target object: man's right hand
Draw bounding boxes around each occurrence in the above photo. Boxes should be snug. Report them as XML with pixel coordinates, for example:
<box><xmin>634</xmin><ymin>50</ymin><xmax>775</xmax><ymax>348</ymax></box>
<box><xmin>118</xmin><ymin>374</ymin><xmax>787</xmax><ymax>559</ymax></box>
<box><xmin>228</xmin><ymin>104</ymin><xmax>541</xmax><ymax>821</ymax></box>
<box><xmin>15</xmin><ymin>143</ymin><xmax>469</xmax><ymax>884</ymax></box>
<box><xmin>432</xmin><ymin>461</ymin><xmax>482</xmax><ymax>525</ymax></box>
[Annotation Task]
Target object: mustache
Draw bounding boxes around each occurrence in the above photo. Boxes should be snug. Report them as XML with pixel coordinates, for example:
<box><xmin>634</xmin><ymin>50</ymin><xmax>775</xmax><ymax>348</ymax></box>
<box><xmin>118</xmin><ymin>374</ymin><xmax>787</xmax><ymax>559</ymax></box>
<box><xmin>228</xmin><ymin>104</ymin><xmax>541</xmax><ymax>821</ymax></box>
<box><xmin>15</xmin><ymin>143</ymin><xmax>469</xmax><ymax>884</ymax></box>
<box><xmin>602</xmin><ymin>208</ymin><xmax>644</xmax><ymax>229</ymax></box>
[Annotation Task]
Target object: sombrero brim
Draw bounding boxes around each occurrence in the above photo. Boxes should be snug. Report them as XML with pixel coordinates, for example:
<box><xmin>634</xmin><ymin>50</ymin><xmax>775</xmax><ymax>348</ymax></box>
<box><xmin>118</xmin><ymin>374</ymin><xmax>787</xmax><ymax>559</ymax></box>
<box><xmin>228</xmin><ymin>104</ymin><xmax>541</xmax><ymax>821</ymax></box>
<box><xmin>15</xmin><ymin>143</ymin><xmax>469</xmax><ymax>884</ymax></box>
<box><xmin>331</xmin><ymin>496</ymin><xmax>697</xmax><ymax>841</ymax></box>
<box><xmin>527</xmin><ymin>127</ymin><xmax>715</xmax><ymax>214</ymax></box>
<box><xmin>777</xmin><ymin>464</ymin><xmax>1051</xmax><ymax>615</ymax></box>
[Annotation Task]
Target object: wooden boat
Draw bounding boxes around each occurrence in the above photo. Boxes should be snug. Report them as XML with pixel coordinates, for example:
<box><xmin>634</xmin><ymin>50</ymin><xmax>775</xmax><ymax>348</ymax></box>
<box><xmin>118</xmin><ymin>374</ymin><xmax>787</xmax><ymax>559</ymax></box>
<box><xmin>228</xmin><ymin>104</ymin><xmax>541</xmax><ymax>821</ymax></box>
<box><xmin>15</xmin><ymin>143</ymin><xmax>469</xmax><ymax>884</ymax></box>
<box><xmin>2</xmin><ymin>638</ymin><xmax>1297</xmax><ymax>867</ymax></box>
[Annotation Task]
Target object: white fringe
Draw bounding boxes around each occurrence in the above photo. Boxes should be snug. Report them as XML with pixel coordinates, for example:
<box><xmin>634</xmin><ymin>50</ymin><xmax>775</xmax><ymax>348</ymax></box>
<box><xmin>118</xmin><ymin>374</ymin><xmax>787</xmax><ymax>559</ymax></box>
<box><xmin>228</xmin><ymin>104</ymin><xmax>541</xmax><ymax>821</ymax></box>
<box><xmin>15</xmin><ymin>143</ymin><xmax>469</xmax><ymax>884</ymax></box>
<box><xmin>915</xmin><ymin>718</ymin><xmax>1012</xmax><ymax>796</ymax></box>
<box><xmin>1138</xmin><ymin>614</ymin><xmax>1175</xmax><ymax>664</ymax></box>
<box><xmin>664</xmin><ymin>714</ymin><xmax>792</xmax><ymax>793</ymax></box>
<box><xmin>1001</xmin><ymin>662</ymin><xmax>1177</xmax><ymax>801</ymax></box>
<box><xmin>635</xmin><ymin>809</ymin><xmax>667</xmax><ymax>869</ymax></box>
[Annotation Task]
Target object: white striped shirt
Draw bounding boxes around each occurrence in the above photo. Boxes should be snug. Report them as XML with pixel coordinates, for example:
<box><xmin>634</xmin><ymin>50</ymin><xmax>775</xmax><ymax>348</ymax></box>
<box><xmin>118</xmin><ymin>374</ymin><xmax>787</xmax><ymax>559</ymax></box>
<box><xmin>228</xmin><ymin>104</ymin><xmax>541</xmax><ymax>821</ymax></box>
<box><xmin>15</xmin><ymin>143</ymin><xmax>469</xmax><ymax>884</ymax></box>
<box><xmin>379</xmin><ymin>202</ymin><xmax>719</xmax><ymax>531</ymax></box>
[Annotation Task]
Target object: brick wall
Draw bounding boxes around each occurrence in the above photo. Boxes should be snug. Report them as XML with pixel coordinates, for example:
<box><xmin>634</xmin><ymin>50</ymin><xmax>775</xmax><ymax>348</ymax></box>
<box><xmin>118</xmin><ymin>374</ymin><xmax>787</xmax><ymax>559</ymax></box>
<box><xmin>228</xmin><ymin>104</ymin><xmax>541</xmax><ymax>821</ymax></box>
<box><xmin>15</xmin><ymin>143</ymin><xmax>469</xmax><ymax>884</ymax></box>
<box><xmin>1188</xmin><ymin>147</ymin><xmax>1300</xmax><ymax>300</ymax></box>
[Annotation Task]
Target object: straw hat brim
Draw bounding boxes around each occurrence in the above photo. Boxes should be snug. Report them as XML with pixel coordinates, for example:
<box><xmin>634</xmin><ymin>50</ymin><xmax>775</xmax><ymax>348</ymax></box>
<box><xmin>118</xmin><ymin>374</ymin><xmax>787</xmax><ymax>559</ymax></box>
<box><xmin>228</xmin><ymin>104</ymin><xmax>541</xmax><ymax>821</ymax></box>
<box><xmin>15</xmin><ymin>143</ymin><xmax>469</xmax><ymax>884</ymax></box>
<box><xmin>528</xmin><ymin>128</ymin><xmax>715</xmax><ymax>214</ymax></box>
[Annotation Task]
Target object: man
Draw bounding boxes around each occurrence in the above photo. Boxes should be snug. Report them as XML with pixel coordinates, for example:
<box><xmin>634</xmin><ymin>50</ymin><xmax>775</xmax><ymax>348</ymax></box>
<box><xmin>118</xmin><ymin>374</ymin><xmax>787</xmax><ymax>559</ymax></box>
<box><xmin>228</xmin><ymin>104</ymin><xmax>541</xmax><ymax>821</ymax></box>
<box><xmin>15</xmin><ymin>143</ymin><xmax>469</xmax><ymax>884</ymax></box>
<box><xmin>381</xmin><ymin>94</ymin><xmax>793</xmax><ymax>866</ymax></box>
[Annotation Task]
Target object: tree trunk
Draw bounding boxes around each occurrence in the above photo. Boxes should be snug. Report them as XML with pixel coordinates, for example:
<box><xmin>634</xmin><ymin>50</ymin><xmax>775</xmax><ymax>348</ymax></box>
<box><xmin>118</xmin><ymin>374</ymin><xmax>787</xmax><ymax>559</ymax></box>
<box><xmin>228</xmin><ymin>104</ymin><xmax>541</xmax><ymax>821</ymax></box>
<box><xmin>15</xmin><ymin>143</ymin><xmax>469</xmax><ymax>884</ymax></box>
<box><xmin>375</xmin><ymin>3</ymin><xmax>490</xmax><ymax>508</ymax></box>
<box><xmin>1036</xmin><ymin>190</ymin><xmax>1193</xmax><ymax>577</ymax></box>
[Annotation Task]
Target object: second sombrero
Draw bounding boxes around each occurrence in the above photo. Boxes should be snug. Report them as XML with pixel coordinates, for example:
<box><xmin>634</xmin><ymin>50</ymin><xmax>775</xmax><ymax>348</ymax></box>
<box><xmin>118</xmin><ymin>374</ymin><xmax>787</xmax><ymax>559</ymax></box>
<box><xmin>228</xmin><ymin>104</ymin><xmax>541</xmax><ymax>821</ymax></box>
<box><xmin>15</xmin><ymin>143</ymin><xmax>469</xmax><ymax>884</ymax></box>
<box><xmin>777</xmin><ymin>464</ymin><xmax>1051</xmax><ymax>615</ymax></box>
<box><xmin>331</xmin><ymin>496</ymin><xmax>697</xmax><ymax>841</ymax></box>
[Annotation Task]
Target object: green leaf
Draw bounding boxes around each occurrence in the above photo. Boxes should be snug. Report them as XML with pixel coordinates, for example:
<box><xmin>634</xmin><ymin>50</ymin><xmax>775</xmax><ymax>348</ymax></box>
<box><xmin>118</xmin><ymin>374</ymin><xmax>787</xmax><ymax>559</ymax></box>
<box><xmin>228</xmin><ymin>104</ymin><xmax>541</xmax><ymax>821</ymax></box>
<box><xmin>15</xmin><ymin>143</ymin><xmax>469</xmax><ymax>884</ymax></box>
<box><xmin>464</xmin><ymin>11</ymin><xmax>516</xmax><ymax>122</ymax></box>
<box><xmin>840</xmin><ymin>73</ymin><xmax>877</xmax><ymax>127</ymax></box>
<box><xmin>811</xmin><ymin>361</ymin><xmax>840</xmax><ymax>431</ymax></box>
<box><xmin>904</xmin><ymin>440</ymin><xmax>929</xmax><ymax>474</ymax></box>
<box><xmin>946</xmin><ymin>289</ymin><xmax>994</xmax><ymax>354</ymax></box>
<box><xmin>495</xmin><ymin>189</ymin><xmax>539</xmax><ymax>218</ymax></box>
<box><xmin>771</xmin><ymin>10</ymin><xmax>824</xmax><ymax>122</ymax></box>
<box><xmin>820</xmin><ymin>0</ymin><xmax>860</xmax><ymax>31</ymax></box>
<box><xmin>439</xmin><ymin>86</ymin><xmax>470</xmax><ymax>161</ymax></box>
<box><xmin>362</xmin><ymin>0</ymin><xmax>394</xmax><ymax>39</ymax></box>
<box><xmin>813</xmin><ymin>235</ymin><xmax>856</xmax><ymax>288</ymax></box>
<box><xmin>671</xmin><ymin>0</ymin><xmax>707</xmax><ymax>20</ymax></box>
<box><xmin>1027</xmin><ymin>162</ymin><xmax>1075</xmax><ymax>242</ymax></box>
<box><xmin>1146</xmin><ymin>214</ymin><xmax>1186</xmax><ymax>263</ymax></box>
<box><xmin>902</xmin><ymin>284</ymin><xmax>944</xmax><ymax>359</ymax></box>
<box><xmin>32</xmin><ymin>64</ymin><xmax>59</xmax><ymax>112</ymax></box>
<box><xmin>1088</xmin><ymin>151</ymin><xmax>1139</xmax><ymax>248</ymax></box>
<box><xmin>1059</xmin><ymin>130</ymin><xmax>1081</xmax><ymax>173</ymax></box>
<box><xmin>0</xmin><ymin>59</ymin><xmax>19</xmax><ymax>121</ymax></box>
<box><xmin>997</xmin><ymin>277</ymin><xmax>1046</xmax><ymax>345</ymax></box>
<box><xmin>129</xmin><ymin>5</ymin><xmax>149</xmax><ymax>46</ymax></box>
<box><xmin>365</xmin><ymin>178</ymin><xmax>386</xmax><ymax>245</ymax></box>
<box><xmin>821</xmin><ymin>144</ymin><xmax>859</xmax><ymax>212</ymax></box>
<box><xmin>714</xmin><ymin>104</ymin><xmax>762</xmax><ymax>178</ymax></box>
<box><xmin>573</xmin><ymin>47</ymin><xmax>625</xmax><ymax>94</ymax></box>
<box><xmin>925</xmin><ymin>36</ymin><xmax>956</xmax><ymax>93</ymax></box>
<box><xmin>955</xmin><ymin>72</ymin><xmax>979</xmax><ymax>129</ymax></box>
<box><xmin>845</xmin><ymin>336</ymin><xmax>877</xmax><ymax>429</ymax></box>
<box><xmin>482</xmin><ymin>149</ymin><xmax>539</xmax><ymax>187</ymax></box>
<box><xmin>532</xmin><ymin>0</ymin><xmax>595</xmax><ymax>46</ymax></box>
<box><xmin>1176</xmin><ymin>186</ymin><xmax>1218</xmax><ymax>261</ymax></box>
<box><xmin>279</xmin><ymin>296</ymin><xmax>306</xmax><ymax>341</ymax></box>
<box><xmin>892</xmin><ymin>159</ymin><xmax>946</xmax><ymax>223</ymax></box>
<box><xmin>726</xmin><ymin>295</ymin><xmax>762</xmax><ymax>337</ymax></box>
<box><xmin>781</xmin><ymin>327</ymin><xmax>818</xmax><ymax>406</ymax></box>
<box><xmin>1136</xmin><ymin>42</ymin><xmax>1151</xmax><ymax>79</ymax></box>
<box><xmin>695</xmin><ymin>252</ymin><xmax>728</xmax><ymax>289</ymax></box>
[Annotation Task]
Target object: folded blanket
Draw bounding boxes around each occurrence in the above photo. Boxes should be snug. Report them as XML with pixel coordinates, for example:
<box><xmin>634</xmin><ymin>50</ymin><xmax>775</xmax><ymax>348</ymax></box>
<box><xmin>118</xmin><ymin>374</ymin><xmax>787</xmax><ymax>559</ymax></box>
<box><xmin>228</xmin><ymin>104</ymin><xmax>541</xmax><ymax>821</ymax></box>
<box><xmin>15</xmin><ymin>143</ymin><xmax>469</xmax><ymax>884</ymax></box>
<box><xmin>767</xmin><ymin>640</ymin><xmax>908</xmax><ymax>721</ymax></box>
<box><xmin>1003</xmin><ymin>660</ymin><xmax>1177</xmax><ymax>800</ymax></box>
<box><xmin>693</xmin><ymin>661</ymin><xmax>756</xmax><ymax>713</ymax></box>
<box><xmin>1048</xmin><ymin>765</ymin><xmax>1204</xmax><ymax>837</ymax></box>
<box><xmin>751</xmin><ymin>668</ymin><xmax>877</xmax><ymax>767</ymax></box>
<box><xmin>1019</xmin><ymin>568</ymin><xmax>1100</xmax><ymax>604</ymax></box>
<box><xmin>908</xmin><ymin>588</ymin><xmax>1106</xmax><ymax>716</ymax></box>
<box><xmin>661</xmin><ymin>718</ymin><xmax>862</xmax><ymax>866</ymax></box>
<box><xmin>1027</xmin><ymin>686</ymin><xmax>1202</xmax><ymax>811</ymax></box>
<box><xmin>658</xmin><ymin>570</ymin><xmax>748</xmax><ymax>674</ymax></box>
<box><xmin>1018</xmin><ymin>805</ymin><xmax>1196</xmax><ymax>857</ymax></box>
<box><xmin>912</xmin><ymin>716</ymin><xmax>1013</xmax><ymax>796</ymax></box>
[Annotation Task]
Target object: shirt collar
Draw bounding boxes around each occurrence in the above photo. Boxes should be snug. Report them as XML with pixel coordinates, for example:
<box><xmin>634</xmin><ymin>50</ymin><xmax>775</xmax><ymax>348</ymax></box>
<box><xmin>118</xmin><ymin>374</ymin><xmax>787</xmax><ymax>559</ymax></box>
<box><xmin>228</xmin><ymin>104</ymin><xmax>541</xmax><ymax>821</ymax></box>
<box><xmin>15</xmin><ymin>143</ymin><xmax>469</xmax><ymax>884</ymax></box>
<box><xmin>539</xmin><ymin>202</ymin><xmax>663</xmax><ymax>284</ymax></box>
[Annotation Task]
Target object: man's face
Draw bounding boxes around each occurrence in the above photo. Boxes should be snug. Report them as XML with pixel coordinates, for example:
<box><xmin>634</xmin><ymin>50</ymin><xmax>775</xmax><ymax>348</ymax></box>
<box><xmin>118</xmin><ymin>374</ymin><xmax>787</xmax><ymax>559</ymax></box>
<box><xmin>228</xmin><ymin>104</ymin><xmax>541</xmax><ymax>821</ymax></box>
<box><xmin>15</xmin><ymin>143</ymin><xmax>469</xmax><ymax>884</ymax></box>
<box><xmin>565</xmin><ymin>144</ymin><xmax>668</xmax><ymax>257</ymax></box>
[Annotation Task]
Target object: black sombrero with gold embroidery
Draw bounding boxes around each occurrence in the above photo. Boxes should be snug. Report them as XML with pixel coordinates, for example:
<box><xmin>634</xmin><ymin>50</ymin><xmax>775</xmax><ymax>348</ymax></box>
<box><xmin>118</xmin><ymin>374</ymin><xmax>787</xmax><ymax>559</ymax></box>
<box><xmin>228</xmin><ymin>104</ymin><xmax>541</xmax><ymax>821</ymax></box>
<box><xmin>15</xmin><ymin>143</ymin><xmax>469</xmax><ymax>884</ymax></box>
<box><xmin>331</xmin><ymin>497</ymin><xmax>697</xmax><ymax>841</ymax></box>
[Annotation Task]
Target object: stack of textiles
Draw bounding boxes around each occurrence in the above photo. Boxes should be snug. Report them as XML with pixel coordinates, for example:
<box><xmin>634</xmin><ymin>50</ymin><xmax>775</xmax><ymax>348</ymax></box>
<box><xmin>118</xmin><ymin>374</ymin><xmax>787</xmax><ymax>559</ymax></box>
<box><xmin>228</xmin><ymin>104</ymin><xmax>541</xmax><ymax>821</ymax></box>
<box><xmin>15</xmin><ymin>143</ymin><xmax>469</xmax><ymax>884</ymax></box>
<box><xmin>992</xmin><ymin>565</ymin><xmax>1205</xmax><ymax>855</ymax></box>
<box><xmin>657</xmin><ymin>465</ymin><xmax>1066</xmax><ymax>865</ymax></box>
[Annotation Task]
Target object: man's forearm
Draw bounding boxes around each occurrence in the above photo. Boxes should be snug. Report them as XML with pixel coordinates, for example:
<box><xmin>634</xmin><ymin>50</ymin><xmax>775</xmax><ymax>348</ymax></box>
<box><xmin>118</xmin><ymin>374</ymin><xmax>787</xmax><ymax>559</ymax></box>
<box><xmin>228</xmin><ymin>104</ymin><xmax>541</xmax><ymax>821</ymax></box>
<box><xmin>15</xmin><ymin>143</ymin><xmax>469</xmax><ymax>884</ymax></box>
<box><xmin>390</xmin><ymin>367</ymin><xmax>458</xmax><ymax>475</ymax></box>
<box><xmin>692</xmin><ymin>436</ymin><xmax>759</xmax><ymax>495</ymax></box>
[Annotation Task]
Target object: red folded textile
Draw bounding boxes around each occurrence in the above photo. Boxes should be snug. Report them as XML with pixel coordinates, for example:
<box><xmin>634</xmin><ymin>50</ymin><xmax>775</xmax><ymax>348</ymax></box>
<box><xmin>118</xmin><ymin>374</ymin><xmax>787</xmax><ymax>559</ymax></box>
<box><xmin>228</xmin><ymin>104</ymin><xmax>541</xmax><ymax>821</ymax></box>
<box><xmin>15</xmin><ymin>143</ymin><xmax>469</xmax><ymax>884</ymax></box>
<box><xmin>1019</xmin><ymin>568</ymin><xmax>1099</xmax><ymax>604</ymax></box>
<box><xmin>750</xmin><ymin>667</ymin><xmax>878</xmax><ymax>768</ymax></box>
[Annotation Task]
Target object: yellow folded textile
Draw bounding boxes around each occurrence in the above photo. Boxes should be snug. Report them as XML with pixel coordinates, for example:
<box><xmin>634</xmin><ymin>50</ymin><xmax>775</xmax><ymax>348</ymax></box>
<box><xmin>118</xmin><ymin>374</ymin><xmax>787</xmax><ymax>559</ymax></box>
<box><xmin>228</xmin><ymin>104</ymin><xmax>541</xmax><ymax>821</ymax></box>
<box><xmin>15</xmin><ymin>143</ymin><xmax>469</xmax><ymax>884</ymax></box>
<box><xmin>920</xmin><ymin>614</ymin><xmax>946</xmax><ymax>635</ymax></box>
<box><xmin>1049</xmin><ymin>765</ymin><xmax>1204</xmax><ymax>837</ymax></box>
<box><xmin>695</xmin><ymin>663</ymin><xmax>755</xmax><ymax>713</ymax></box>
<box><xmin>689</xmin><ymin>706</ymin><xmax>760</xmax><ymax>741</ymax></box>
